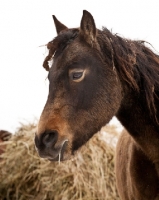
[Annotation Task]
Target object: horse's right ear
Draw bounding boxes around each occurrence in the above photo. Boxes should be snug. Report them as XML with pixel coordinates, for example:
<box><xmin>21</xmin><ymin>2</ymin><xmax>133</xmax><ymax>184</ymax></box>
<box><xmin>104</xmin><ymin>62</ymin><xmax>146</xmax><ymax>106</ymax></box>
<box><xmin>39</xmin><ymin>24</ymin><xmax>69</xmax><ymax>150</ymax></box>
<box><xmin>52</xmin><ymin>15</ymin><xmax>68</xmax><ymax>34</ymax></box>
<box><xmin>80</xmin><ymin>10</ymin><xmax>97</xmax><ymax>45</ymax></box>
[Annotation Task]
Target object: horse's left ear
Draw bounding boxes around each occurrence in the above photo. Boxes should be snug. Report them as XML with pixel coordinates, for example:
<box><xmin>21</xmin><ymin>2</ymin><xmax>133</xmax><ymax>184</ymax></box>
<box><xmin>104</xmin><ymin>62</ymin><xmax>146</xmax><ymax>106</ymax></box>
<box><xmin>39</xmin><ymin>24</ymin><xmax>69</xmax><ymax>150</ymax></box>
<box><xmin>52</xmin><ymin>15</ymin><xmax>68</xmax><ymax>34</ymax></box>
<box><xmin>80</xmin><ymin>10</ymin><xmax>97</xmax><ymax>45</ymax></box>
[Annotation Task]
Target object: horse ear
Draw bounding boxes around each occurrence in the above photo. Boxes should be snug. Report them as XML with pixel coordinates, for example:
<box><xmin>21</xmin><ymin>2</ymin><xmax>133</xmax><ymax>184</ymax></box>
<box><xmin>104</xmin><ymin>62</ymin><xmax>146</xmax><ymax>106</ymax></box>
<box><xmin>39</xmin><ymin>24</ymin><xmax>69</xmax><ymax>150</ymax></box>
<box><xmin>52</xmin><ymin>15</ymin><xmax>68</xmax><ymax>34</ymax></box>
<box><xmin>80</xmin><ymin>10</ymin><xmax>96</xmax><ymax>45</ymax></box>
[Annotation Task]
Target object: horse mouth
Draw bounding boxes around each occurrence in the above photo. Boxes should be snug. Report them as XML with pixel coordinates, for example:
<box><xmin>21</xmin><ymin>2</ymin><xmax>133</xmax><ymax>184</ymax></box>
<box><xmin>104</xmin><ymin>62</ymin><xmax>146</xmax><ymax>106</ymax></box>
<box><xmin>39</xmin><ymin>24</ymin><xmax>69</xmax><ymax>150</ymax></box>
<box><xmin>49</xmin><ymin>140</ymin><xmax>68</xmax><ymax>162</ymax></box>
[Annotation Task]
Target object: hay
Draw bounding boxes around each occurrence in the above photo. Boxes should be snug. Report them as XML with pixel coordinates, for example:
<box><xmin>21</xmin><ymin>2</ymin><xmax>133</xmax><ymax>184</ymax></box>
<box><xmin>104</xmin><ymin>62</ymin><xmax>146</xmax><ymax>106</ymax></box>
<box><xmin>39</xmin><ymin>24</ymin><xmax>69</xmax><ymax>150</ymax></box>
<box><xmin>0</xmin><ymin>123</ymin><xmax>120</xmax><ymax>200</ymax></box>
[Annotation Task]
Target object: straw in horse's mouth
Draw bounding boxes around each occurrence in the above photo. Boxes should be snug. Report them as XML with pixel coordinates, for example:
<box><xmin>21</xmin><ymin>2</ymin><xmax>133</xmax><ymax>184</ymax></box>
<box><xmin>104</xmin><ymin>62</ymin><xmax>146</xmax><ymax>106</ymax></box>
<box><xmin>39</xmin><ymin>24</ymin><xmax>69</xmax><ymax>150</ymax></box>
<box><xmin>58</xmin><ymin>140</ymin><xmax>68</xmax><ymax>164</ymax></box>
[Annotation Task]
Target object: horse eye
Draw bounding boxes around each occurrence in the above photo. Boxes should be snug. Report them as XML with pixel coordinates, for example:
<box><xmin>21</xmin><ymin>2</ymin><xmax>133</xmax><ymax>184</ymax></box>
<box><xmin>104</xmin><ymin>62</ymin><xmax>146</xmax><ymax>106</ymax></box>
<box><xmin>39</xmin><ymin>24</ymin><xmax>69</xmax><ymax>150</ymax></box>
<box><xmin>69</xmin><ymin>69</ymin><xmax>85</xmax><ymax>82</ymax></box>
<box><xmin>71</xmin><ymin>71</ymin><xmax>85</xmax><ymax>83</ymax></box>
<box><xmin>72</xmin><ymin>72</ymin><xmax>83</xmax><ymax>80</ymax></box>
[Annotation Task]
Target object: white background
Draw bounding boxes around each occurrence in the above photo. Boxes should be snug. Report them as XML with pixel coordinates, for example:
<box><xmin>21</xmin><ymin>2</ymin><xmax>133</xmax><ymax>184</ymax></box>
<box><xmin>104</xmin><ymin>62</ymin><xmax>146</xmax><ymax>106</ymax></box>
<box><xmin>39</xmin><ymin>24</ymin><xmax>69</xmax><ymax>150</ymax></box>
<box><xmin>0</xmin><ymin>0</ymin><xmax>159</xmax><ymax>132</ymax></box>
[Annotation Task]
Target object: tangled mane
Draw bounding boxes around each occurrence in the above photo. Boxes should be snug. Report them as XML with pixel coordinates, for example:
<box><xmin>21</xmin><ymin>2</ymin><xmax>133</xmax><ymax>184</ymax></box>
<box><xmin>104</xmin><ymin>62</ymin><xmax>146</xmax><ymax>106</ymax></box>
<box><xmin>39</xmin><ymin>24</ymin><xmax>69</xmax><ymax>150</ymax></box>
<box><xmin>97</xmin><ymin>28</ymin><xmax>159</xmax><ymax>121</ymax></box>
<box><xmin>43</xmin><ymin>27</ymin><xmax>159</xmax><ymax>121</ymax></box>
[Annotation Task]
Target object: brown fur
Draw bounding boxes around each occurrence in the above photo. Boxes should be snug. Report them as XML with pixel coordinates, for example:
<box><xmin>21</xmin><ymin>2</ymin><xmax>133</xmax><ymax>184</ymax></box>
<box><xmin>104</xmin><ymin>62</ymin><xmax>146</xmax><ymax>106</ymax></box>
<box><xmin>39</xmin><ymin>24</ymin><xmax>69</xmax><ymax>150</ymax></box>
<box><xmin>35</xmin><ymin>10</ymin><xmax>159</xmax><ymax>199</ymax></box>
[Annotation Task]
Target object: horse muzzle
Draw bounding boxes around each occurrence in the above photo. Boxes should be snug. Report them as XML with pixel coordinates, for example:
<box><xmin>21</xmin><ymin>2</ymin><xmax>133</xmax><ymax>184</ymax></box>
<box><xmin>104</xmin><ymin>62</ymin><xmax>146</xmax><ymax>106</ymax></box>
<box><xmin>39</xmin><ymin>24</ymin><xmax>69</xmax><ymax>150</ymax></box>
<box><xmin>34</xmin><ymin>130</ymin><xmax>69</xmax><ymax>161</ymax></box>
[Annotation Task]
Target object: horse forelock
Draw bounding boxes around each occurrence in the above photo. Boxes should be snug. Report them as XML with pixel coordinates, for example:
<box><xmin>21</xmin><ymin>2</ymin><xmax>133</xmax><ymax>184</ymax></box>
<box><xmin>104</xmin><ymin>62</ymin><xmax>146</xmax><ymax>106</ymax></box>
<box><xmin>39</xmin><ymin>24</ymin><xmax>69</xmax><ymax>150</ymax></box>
<box><xmin>43</xmin><ymin>29</ymin><xmax>79</xmax><ymax>71</ymax></box>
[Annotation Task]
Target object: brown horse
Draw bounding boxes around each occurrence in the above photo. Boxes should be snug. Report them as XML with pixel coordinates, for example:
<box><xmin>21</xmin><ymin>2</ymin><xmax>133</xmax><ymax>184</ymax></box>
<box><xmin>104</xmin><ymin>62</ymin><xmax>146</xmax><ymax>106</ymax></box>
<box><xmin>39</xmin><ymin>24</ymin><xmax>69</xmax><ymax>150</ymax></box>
<box><xmin>35</xmin><ymin>10</ymin><xmax>159</xmax><ymax>200</ymax></box>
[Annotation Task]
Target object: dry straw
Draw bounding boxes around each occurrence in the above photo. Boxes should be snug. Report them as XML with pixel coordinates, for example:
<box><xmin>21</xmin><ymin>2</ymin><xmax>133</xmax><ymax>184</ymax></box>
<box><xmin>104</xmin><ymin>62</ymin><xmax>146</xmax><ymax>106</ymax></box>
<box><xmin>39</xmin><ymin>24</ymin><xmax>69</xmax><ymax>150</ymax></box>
<box><xmin>0</xmin><ymin>123</ymin><xmax>120</xmax><ymax>200</ymax></box>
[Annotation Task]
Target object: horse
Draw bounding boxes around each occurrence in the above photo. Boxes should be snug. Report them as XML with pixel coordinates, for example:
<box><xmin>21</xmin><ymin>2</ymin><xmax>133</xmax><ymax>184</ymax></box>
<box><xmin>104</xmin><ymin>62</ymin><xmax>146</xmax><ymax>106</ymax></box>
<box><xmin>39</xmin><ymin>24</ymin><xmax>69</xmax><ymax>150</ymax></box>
<box><xmin>35</xmin><ymin>10</ymin><xmax>159</xmax><ymax>200</ymax></box>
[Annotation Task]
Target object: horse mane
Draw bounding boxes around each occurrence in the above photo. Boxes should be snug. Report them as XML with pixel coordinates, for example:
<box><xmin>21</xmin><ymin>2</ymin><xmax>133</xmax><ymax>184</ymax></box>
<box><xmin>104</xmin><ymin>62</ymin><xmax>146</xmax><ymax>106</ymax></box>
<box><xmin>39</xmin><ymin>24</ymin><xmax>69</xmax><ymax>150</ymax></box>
<box><xmin>43</xmin><ymin>27</ymin><xmax>159</xmax><ymax>122</ymax></box>
<box><xmin>97</xmin><ymin>28</ymin><xmax>159</xmax><ymax>122</ymax></box>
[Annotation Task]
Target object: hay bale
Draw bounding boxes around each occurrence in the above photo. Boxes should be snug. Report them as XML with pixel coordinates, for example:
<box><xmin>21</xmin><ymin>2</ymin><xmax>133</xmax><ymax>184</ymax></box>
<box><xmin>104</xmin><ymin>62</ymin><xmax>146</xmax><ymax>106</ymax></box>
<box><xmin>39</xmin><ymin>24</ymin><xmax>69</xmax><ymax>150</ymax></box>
<box><xmin>0</xmin><ymin>123</ymin><xmax>120</xmax><ymax>200</ymax></box>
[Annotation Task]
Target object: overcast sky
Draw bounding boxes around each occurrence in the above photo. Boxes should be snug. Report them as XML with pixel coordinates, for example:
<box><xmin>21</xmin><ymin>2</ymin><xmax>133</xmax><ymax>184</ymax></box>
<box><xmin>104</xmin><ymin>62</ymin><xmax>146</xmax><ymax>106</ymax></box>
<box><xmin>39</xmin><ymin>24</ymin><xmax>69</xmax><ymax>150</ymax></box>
<box><xmin>1</xmin><ymin>0</ymin><xmax>159</xmax><ymax>132</ymax></box>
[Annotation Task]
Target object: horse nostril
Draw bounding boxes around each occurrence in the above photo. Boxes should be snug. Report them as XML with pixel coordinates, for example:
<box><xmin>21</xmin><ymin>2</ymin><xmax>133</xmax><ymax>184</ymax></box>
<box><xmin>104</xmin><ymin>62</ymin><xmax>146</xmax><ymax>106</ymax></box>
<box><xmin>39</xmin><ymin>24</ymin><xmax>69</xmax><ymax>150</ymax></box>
<box><xmin>42</xmin><ymin>130</ymin><xmax>58</xmax><ymax>147</ymax></box>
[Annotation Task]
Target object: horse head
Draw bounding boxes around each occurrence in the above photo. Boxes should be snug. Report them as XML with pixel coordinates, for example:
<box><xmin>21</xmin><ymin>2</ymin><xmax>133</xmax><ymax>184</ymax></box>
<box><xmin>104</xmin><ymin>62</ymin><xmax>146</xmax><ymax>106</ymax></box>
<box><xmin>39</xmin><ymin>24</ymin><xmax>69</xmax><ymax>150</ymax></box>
<box><xmin>35</xmin><ymin>10</ymin><xmax>122</xmax><ymax>161</ymax></box>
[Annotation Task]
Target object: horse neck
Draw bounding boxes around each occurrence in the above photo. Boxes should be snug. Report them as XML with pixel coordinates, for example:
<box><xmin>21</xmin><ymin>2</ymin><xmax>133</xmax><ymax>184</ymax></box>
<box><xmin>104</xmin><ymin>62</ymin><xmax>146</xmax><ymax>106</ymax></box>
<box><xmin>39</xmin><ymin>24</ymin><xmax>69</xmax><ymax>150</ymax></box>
<box><xmin>100</xmin><ymin>30</ymin><xmax>159</xmax><ymax>163</ymax></box>
<box><xmin>116</xmin><ymin>86</ymin><xmax>159</xmax><ymax>164</ymax></box>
